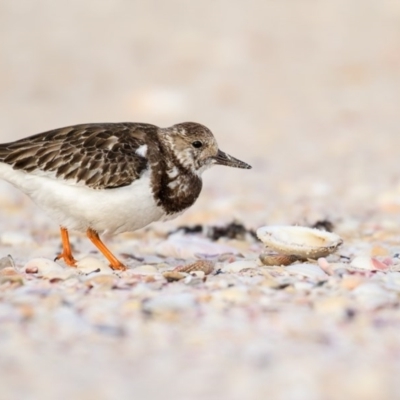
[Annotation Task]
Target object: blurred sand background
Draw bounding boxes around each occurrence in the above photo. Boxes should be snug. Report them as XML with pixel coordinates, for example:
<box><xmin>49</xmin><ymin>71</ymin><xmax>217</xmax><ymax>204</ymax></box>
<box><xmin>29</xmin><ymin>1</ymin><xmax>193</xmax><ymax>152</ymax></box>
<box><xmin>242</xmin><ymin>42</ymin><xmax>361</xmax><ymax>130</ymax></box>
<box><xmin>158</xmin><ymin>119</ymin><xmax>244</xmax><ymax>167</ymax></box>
<box><xmin>1</xmin><ymin>1</ymin><xmax>400</xmax><ymax>400</ymax></box>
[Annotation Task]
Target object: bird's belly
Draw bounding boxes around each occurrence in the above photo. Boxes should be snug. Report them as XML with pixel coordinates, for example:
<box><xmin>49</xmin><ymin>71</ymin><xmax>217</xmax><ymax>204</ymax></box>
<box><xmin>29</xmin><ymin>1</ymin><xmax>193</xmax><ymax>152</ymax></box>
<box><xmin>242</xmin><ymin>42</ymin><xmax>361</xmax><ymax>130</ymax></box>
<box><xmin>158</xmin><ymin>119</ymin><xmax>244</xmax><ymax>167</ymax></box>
<box><xmin>0</xmin><ymin>164</ymin><xmax>166</xmax><ymax>234</ymax></box>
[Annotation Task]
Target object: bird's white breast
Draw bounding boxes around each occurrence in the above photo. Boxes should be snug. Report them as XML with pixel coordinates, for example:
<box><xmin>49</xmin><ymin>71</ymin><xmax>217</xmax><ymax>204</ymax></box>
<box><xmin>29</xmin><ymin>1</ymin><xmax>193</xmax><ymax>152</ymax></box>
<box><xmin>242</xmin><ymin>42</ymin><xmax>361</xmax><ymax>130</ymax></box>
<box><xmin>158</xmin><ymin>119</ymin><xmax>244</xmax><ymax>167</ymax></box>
<box><xmin>0</xmin><ymin>163</ymin><xmax>167</xmax><ymax>234</ymax></box>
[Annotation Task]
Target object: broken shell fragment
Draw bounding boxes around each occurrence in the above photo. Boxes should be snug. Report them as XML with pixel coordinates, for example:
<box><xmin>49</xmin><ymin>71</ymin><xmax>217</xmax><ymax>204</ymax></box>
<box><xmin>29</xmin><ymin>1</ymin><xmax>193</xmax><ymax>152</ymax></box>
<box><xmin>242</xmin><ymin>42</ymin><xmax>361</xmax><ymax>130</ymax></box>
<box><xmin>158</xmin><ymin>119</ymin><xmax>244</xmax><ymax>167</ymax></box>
<box><xmin>259</xmin><ymin>252</ymin><xmax>302</xmax><ymax>266</ymax></box>
<box><xmin>174</xmin><ymin>260</ymin><xmax>214</xmax><ymax>275</ymax></box>
<box><xmin>257</xmin><ymin>226</ymin><xmax>343</xmax><ymax>259</ymax></box>
<box><xmin>350</xmin><ymin>256</ymin><xmax>389</xmax><ymax>271</ymax></box>
<box><xmin>286</xmin><ymin>264</ymin><xmax>328</xmax><ymax>279</ymax></box>
<box><xmin>163</xmin><ymin>271</ymin><xmax>185</xmax><ymax>282</ymax></box>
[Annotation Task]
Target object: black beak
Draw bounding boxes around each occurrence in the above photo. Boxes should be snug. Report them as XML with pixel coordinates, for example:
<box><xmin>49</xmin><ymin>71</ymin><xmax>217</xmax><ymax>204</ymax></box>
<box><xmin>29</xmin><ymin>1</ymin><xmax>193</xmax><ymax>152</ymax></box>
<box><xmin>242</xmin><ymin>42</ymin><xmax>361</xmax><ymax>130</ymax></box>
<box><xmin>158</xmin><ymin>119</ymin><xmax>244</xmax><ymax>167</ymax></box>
<box><xmin>213</xmin><ymin>149</ymin><xmax>252</xmax><ymax>169</ymax></box>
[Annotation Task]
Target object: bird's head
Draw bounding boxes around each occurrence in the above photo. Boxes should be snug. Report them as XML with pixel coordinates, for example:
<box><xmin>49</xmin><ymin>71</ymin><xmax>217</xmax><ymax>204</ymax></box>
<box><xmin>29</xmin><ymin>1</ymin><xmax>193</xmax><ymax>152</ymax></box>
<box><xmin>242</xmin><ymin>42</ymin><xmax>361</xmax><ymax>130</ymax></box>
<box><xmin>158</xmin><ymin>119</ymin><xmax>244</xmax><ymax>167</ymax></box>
<box><xmin>159</xmin><ymin>122</ymin><xmax>251</xmax><ymax>175</ymax></box>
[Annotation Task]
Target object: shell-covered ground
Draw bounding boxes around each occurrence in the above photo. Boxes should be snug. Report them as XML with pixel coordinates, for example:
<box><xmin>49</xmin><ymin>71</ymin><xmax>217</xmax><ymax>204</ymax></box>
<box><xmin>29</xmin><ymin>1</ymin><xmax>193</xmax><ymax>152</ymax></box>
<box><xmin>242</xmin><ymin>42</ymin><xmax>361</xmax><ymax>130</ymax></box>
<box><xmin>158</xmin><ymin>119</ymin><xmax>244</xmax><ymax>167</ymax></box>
<box><xmin>1</xmin><ymin>1</ymin><xmax>400</xmax><ymax>399</ymax></box>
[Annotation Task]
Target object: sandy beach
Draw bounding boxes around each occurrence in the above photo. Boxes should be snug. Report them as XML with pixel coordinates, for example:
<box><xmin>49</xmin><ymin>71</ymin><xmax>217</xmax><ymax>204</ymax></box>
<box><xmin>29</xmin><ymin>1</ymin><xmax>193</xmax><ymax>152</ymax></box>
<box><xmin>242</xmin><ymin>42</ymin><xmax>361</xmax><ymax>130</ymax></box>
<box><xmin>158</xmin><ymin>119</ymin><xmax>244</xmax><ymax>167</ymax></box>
<box><xmin>1</xmin><ymin>1</ymin><xmax>400</xmax><ymax>399</ymax></box>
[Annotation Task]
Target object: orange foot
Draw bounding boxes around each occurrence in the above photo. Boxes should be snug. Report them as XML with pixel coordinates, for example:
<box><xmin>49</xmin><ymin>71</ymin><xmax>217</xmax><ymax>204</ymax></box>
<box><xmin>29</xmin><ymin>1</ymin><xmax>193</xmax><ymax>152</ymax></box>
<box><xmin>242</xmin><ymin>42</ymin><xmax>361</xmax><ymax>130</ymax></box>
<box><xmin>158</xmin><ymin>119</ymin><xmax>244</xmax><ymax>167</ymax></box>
<box><xmin>54</xmin><ymin>227</ymin><xmax>77</xmax><ymax>267</ymax></box>
<box><xmin>86</xmin><ymin>228</ymin><xmax>127</xmax><ymax>271</ymax></box>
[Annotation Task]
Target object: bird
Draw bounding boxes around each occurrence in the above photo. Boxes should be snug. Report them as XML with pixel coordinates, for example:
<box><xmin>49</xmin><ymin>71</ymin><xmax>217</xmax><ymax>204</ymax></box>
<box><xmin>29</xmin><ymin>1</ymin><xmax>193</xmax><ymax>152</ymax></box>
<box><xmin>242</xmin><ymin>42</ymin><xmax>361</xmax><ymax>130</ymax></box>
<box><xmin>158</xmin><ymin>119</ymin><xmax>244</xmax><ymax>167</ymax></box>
<box><xmin>0</xmin><ymin>122</ymin><xmax>251</xmax><ymax>271</ymax></box>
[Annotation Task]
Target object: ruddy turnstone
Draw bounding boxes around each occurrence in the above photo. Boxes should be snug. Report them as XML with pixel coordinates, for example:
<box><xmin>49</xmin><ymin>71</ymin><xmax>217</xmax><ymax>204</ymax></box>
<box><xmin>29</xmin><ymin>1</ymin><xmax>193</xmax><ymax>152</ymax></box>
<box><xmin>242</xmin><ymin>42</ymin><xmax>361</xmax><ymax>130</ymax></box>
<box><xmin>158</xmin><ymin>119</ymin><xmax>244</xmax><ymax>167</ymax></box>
<box><xmin>0</xmin><ymin>122</ymin><xmax>251</xmax><ymax>270</ymax></box>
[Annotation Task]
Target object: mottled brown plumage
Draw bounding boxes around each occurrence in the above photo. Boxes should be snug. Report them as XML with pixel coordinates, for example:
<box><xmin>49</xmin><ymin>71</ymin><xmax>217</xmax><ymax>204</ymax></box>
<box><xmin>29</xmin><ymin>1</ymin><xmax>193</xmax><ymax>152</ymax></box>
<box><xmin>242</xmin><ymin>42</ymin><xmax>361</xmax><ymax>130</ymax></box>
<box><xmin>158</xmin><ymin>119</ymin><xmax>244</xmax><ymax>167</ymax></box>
<box><xmin>0</xmin><ymin>123</ymin><xmax>154</xmax><ymax>190</ymax></box>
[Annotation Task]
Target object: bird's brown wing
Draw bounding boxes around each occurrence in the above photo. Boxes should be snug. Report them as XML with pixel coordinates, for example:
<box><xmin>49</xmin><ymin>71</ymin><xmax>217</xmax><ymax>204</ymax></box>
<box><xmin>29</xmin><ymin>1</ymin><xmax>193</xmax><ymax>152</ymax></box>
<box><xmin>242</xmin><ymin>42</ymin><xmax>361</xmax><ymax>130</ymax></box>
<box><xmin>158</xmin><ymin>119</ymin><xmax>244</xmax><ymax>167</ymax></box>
<box><xmin>0</xmin><ymin>122</ymin><xmax>158</xmax><ymax>189</ymax></box>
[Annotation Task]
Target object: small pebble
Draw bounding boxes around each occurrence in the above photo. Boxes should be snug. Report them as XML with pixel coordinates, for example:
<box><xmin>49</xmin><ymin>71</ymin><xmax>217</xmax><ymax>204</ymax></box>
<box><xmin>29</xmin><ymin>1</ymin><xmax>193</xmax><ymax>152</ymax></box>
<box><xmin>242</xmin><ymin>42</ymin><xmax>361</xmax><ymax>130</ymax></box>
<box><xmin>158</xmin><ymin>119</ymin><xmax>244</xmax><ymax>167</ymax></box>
<box><xmin>317</xmin><ymin>258</ymin><xmax>331</xmax><ymax>274</ymax></box>
<box><xmin>24</xmin><ymin>258</ymin><xmax>65</xmax><ymax>277</ymax></box>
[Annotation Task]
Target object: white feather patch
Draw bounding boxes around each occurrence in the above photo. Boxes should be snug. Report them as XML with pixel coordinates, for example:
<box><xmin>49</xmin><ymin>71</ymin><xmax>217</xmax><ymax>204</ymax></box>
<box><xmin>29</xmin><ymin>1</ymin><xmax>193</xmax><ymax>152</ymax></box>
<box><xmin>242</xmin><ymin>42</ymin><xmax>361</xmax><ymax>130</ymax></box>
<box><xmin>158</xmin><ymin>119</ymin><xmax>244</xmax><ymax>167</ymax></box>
<box><xmin>0</xmin><ymin>162</ymin><xmax>166</xmax><ymax>234</ymax></box>
<box><xmin>167</xmin><ymin>166</ymin><xmax>179</xmax><ymax>179</ymax></box>
<box><xmin>135</xmin><ymin>145</ymin><xmax>148</xmax><ymax>158</ymax></box>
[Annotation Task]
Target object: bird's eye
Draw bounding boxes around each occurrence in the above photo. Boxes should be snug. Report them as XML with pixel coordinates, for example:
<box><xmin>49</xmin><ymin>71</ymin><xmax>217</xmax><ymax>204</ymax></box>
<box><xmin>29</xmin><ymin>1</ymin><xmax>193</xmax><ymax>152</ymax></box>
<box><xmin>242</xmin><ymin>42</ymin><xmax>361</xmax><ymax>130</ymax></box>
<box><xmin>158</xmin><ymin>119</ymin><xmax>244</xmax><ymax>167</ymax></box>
<box><xmin>192</xmin><ymin>141</ymin><xmax>203</xmax><ymax>149</ymax></box>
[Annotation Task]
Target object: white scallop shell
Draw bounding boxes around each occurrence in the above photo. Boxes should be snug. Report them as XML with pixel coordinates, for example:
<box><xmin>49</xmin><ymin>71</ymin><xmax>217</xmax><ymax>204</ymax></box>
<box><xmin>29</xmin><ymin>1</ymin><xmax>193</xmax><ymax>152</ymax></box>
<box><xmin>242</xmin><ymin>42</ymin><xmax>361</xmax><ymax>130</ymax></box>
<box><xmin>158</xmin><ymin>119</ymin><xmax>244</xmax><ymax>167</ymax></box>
<box><xmin>256</xmin><ymin>226</ymin><xmax>343</xmax><ymax>259</ymax></box>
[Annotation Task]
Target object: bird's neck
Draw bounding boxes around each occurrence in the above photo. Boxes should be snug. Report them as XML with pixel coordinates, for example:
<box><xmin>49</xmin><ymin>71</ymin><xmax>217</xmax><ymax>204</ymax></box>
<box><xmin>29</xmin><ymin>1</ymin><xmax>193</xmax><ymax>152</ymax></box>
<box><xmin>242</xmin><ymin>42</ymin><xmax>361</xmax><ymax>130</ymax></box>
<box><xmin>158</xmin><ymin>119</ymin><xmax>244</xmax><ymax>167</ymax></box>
<box><xmin>149</xmin><ymin>147</ymin><xmax>202</xmax><ymax>215</ymax></box>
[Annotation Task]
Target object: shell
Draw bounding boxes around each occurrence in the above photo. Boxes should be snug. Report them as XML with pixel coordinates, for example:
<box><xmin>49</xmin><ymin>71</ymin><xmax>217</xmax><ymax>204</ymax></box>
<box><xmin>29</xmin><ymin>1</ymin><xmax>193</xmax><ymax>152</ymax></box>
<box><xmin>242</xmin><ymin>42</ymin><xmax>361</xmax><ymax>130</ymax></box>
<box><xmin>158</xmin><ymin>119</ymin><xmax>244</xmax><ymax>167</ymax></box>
<box><xmin>221</xmin><ymin>260</ymin><xmax>257</xmax><ymax>273</ymax></box>
<box><xmin>286</xmin><ymin>264</ymin><xmax>328</xmax><ymax>279</ymax></box>
<box><xmin>84</xmin><ymin>275</ymin><xmax>118</xmax><ymax>289</ymax></box>
<box><xmin>350</xmin><ymin>256</ymin><xmax>389</xmax><ymax>271</ymax></box>
<box><xmin>75</xmin><ymin>256</ymin><xmax>112</xmax><ymax>274</ymax></box>
<box><xmin>259</xmin><ymin>252</ymin><xmax>301</xmax><ymax>266</ymax></box>
<box><xmin>163</xmin><ymin>271</ymin><xmax>186</xmax><ymax>282</ymax></box>
<box><xmin>256</xmin><ymin>225</ymin><xmax>343</xmax><ymax>259</ymax></box>
<box><xmin>174</xmin><ymin>260</ymin><xmax>214</xmax><ymax>275</ymax></box>
<box><xmin>24</xmin><ymin>258</ymin><xmax>64</xmax><ymax>274</ymax></box>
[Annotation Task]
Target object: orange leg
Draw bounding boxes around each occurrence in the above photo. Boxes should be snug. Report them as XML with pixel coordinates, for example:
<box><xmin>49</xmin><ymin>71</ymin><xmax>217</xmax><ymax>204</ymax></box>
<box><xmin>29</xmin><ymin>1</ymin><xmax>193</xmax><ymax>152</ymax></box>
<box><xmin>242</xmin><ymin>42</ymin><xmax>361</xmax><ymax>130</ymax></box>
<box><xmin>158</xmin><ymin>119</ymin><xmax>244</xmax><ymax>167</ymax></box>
<box><xmin>54</xmin><ymin>227</ymin><xmax>77</xmax><ymax>267</ymax></box>
<box><xmin>86</xmin><ymin>228</ymin><xmax>127</xmax><ymax>271</ymax></box>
